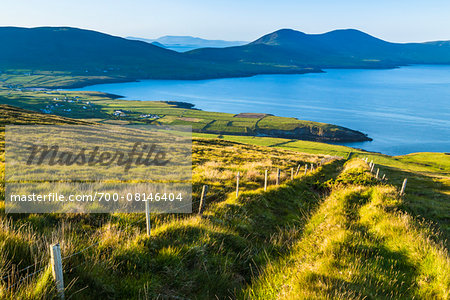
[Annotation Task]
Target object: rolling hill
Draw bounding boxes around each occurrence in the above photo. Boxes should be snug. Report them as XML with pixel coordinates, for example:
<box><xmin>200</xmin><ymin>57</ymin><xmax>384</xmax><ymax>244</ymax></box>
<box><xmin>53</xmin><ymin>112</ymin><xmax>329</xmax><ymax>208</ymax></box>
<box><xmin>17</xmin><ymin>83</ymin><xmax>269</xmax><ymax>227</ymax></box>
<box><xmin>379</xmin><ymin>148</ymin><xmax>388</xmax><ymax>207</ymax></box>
<box><xmin>1</xmin><ymin>27</ymin><xmax>450</xmax><ymax>87</ymax></box>
<box><xmin>186</xmin><ymin>28</ymin><xmax>450</xmax><ymax>68</ymax></box>
<box><xmin>0</xmin><ymin>27</ymin><xmax>218</xmax><ymax>79</ymax></box>
<box><xmin>0</xmin><ymin>27</ymin><xmax>316</xmax><ymax>83</ymax></box>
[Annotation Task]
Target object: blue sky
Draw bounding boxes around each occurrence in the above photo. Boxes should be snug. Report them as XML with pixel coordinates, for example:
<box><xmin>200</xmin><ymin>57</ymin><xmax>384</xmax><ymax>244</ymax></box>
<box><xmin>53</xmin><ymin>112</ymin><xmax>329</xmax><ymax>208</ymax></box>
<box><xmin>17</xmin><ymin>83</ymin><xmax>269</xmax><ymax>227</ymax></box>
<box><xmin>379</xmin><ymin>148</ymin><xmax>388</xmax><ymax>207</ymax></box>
<box><xmin>1</xmin><ymin>0</ymin><xmax>449</xmax><ymax>42</ymax></box>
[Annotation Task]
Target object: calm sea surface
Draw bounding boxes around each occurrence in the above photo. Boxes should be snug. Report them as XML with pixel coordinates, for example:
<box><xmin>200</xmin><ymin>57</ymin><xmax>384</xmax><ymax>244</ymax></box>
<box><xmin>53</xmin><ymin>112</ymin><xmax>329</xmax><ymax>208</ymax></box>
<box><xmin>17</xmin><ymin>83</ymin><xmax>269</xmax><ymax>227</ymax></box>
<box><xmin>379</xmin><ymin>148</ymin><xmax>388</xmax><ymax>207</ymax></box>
<box><xmin>73</xmin><ymin>65</ymin><xmax>450</xmax><ymax>155</ymax></box>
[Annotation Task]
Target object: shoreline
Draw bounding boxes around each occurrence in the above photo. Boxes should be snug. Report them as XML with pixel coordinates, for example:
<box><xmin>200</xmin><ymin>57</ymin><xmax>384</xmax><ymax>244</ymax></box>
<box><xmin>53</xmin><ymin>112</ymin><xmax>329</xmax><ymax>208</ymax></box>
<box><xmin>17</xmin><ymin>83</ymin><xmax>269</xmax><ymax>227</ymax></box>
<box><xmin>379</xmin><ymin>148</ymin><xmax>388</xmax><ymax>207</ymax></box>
<box><xmin>26</xmin><ymin>64</ymin><xmax>435</xmax><ymax>90</ymax></box>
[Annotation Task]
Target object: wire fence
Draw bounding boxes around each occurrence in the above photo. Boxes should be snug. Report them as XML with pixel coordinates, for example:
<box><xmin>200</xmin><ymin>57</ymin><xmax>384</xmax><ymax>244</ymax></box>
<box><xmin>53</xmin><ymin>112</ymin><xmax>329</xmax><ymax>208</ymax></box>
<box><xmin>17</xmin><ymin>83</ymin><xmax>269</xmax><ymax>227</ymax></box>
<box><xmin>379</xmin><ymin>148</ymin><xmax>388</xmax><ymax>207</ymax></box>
<box><xmin>2</xmin><ymin>157</ymin><xmax>392</xmax><ymax>295</ymax></box>
<box><xmin>0</xmin><ymin>162</ymin><xmax>321</xmax><ymax>292</ymax></box>
<box><xmin>1</xmin><ymin>257</ymin><xmax>48</xmax><ymax>282</ymax></box>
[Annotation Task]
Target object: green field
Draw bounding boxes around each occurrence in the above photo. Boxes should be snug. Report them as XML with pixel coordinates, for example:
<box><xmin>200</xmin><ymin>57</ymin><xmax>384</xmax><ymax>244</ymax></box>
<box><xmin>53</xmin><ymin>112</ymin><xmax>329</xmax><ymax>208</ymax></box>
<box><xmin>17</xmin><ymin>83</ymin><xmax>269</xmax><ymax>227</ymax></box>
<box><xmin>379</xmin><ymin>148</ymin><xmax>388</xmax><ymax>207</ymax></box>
<box><xmin>0</xmin><ymin>79</ymin><xmax>371</xmax><ymax>142</ymax></box>
<box><xmin>0</xmin><ymin>72</ymin><xmax>121</xmax><ymax>89</ymax></box>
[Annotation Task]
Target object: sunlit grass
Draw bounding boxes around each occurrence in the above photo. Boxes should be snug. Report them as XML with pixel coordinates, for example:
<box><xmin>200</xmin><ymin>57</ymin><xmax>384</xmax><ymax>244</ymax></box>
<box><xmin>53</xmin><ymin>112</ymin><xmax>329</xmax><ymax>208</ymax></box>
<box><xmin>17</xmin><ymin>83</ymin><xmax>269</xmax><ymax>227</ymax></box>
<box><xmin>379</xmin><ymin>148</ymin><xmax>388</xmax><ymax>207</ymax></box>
<box><xmin>244</xmin><ymin>159</ymin><xmax>449</xmax><ymax>299</ymax></box>
<box><xmin>0</xmin><ymin>106</ymin><xmax>448</xmax><ymax>298</ymax></box>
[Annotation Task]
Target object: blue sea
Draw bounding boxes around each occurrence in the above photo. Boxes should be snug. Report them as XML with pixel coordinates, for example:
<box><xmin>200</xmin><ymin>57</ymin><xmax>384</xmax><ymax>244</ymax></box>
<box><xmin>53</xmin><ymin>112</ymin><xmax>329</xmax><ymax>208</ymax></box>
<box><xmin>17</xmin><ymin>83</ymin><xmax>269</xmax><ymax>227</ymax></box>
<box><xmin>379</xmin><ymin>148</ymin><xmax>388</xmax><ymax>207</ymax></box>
<box><xmin>73</xmin><ymin>65</ymin><xmax>450</xmax><ymax>156</ymax></box>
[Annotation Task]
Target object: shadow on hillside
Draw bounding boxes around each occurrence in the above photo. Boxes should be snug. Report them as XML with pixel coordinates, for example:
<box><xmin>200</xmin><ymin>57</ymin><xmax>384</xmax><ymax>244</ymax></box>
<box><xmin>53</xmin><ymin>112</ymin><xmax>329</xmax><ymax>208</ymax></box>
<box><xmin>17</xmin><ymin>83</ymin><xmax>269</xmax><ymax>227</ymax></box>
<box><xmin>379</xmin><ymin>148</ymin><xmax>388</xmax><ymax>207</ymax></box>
<box><xmin>380</xmin><ymin>165</ymin><xmax>449</xmax><ymax>248</ymax></box>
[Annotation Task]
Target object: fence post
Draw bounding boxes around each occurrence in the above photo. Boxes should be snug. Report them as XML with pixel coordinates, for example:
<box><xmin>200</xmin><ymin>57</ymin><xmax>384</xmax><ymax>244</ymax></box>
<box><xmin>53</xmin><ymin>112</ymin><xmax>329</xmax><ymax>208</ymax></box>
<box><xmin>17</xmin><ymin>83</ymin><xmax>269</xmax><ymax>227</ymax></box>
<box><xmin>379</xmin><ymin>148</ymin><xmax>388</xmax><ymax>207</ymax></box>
<box><xmin>400</xmin><ymin>178</ymin><xmax>407</xmax><ymax>195</ymax></box>
<box><xmin>382</xmin><ymin>174</ymin><xmax>386</xmax><ymax>181</ymax></box>
<box><xmin>264</xmin><ymin>170</ymin><xmax>268</xmax><ymax>191</ymax></box>
<box><xmin>295</xmin><ymin>164</ymin><xmax>301</xmax><ymax>176</ymax></box>
<box><xmin>236</xmin><ymin>171</ymin><xmax>240</xmax><ymax>198</ymax></box>
<box><xmin>370</xmin><ymin>163</ymin><xmax>375</xmax><ymax>173</ymax></box>
<box><xmin>198</xmin><ymin>185</ymin><xmax>208</xmax><ymax>215</ymax></box>
<box><xmin>304</xmin><ymin>164</ymin><xmax>308</xmax><ymax>175</ymax></box>
<box><xmin>376</xmin><ymin>168</ymin><xmax>379</xmax><ymax>179</ymax></box>
<box><xmin>50</xmin><ymin>243</ymin><xmax>65</xmax><ymax>300</ymax></box>
<box><xmin>311</xmin><ymin>163</ymin><xmax>314</xmax><ymax>171</ymax></box>
<box><xmin>145</xmin><ymin>198</ymin><xmax>151</xmax><ymax>237</ymax></box>
<box><xmin>276</xmin><ymin>169</ymin><xmax>280</xmax><ymax>185</ymax></box>
<box><xmin>291</xmin><ymin>168</ymin><xmax>294</xmax><ymax>180</ymax></box>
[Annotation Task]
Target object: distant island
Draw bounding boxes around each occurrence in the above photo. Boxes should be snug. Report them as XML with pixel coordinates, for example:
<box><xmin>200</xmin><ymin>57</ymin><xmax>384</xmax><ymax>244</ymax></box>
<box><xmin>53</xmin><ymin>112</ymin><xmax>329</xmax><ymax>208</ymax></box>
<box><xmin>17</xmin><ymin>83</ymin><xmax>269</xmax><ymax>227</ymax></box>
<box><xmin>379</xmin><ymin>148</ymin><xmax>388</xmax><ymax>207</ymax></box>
<box><xmin>1</xmin><ymin>26</ymin><xmax>450</xmax><ymax>88</ymax></box>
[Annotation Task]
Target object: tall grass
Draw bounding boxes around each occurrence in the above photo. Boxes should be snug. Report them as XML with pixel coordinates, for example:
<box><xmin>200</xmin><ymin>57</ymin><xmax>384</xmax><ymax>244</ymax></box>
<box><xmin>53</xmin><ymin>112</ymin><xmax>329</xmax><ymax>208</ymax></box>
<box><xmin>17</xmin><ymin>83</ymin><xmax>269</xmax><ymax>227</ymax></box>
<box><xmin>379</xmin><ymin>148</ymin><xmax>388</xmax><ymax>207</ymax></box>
<box><xmin>0</xmin><ymin>126</ymin><xmax>341</xmax><ymax>298</ymax></box>
<box><xmin>0</xmin><ymin>105</ymin><xmax>448</xmax><ymax>298</ymax></box>
<box><xmin>244</xmin><ymin>159</ymin><xmax>449</xmax><ymax>299</ymax></box>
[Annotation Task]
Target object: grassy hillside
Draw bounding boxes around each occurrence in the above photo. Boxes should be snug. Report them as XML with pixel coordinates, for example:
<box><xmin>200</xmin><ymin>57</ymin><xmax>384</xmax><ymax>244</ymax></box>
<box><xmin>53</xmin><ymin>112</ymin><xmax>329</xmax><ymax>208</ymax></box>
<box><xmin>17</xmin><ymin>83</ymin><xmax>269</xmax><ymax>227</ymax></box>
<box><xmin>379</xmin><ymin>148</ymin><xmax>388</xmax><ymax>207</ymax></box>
<box><xmin>0</xmin><ymin>106</ymin><xmax>340</xmax><ymax>298</ymax></box>
<box><xmin>244</xmin><ymin>159</ymin><xmax>449</xmax><ymax>299</ymax></box>
<box><xmin>195</xmin><ymin>133</ymin><xmax>450</xmax><ymax>243</ymax></box>
<box><xmin>0</xmin><ymin>104</ymin><xmax>91</xmax><ymax>126</ymax></box>
<box><xmin>0</xmin><ymin>107</ymin><xmax>448</xmax><ymax>299</ymax></box>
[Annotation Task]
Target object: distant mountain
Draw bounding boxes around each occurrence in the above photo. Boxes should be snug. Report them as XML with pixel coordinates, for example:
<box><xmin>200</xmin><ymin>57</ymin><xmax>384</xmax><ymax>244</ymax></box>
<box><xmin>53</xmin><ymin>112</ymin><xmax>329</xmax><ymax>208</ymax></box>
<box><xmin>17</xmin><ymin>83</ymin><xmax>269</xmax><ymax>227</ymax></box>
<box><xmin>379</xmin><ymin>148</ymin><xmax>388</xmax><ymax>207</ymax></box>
<box><xmin>0</xmin><ymin>27</ymin><xmax>208</xmax><ymax>78</ymax></box>
<box><xmin>150</xmin><ymin>41</ymin><xmax>167</xmax><ymax>48</ymax></box>
<box><xmin>186</xmin><ymin>28</ymin><xmax>450</xmax><ymax>68</ymax></box>
<box><xmin>1</xmin><ymin>27</ymin><xmax>450</xmax><ymax>87</ymax></box>
<box><xmin>127</xmin><ymin>35</ymin><xmax>248</xmax><ymax>52</ymax></box>
<box><xmin>0</xmin><ymin>27</ymin><xmax>314</xmax><ymax>85</ymax></box>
